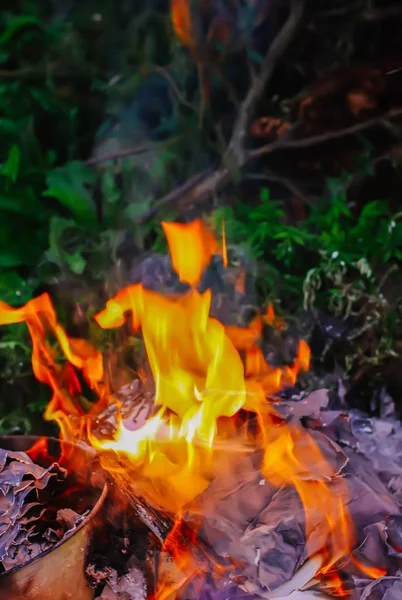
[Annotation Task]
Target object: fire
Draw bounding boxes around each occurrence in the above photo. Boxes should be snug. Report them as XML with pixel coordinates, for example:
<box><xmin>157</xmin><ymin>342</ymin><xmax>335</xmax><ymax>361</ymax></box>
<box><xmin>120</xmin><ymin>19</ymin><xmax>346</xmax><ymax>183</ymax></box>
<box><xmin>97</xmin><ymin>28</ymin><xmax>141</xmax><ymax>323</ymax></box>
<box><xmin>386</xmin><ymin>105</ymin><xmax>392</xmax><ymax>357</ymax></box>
<box><xmin>261</xmin><ymin>421</ymin><xmax>352</xmax><ymax>571</ymax></box>
<box><xmin>0</xmin><ymin>217</ymin><xmax>385</xmax><ymax>597</ymax></box>
<box><xmin>170</xmin><ymin>0</ymin><xmax>194</xmax><ymax>49</ymax></box>
<box><xmin>0</xmin><ymin>293</ymin><xmax>107</xmax><ymax>440</ymax></box>
<box><xmin>162</xmin><ymin>220</ymin><xmax>220</xmax><ymax>285</ymax></box>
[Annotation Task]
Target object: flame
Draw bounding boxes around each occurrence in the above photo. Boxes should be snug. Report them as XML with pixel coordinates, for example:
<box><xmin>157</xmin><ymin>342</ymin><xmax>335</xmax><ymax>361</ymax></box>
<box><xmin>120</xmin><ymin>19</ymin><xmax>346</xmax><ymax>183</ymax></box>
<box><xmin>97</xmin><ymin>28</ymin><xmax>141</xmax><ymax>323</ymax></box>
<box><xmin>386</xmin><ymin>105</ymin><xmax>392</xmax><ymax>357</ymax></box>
<box><xmin>92</xmin><ymin>282</ymin><xmax>248</xmax><ymax>511</ymax></box>
<box><xmin>0</xmin><ymin>293</ymin><xmax>107</xmax><ymax>440</ymax></box>
<box><xmin>262</xmin><ymin>421</ymin><xmax>351</xmax><ymax>570</ymax></box>
<box><xmin>170</xmin><ymin>0</ymin><xmax>194</xmax><ymax>48</ymax></box>
<box><xmin>162</xmin><ymin>219</ymin><xmax>219</xmax><ymax>285</ymax></box>
<box><xmin>264</xmin><ymin>302</ymin><xmax>285</xmax><ymax>330</ymax></box>
<box><xmin>0</xmin><ymin>217</ymin><xmax>385</xmax><ymax>597</ymax></box>
<box><xmin>221</xmin><ymin>219</ymin><xmax>228</xmax><ymax>268</ymax></box>
<box><xmin>350</xmin><ymin>556</ymin><xmax>387</xmax><ymax>580</ymax></box>
<box><xmin>26</xmin><ymin>436</ymin><xmax>49</xmax><ymax>462</ymax></box>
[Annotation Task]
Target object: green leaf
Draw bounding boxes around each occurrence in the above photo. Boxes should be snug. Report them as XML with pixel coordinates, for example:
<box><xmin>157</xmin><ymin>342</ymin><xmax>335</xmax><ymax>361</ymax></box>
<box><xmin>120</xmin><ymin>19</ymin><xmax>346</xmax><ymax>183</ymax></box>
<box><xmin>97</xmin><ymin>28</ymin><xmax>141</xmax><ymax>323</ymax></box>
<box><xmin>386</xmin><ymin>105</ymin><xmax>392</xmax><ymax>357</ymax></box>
<box><xmin>0</xmin><ymin>340</ymin><xmax>28</xmax><ymax>351</ymax></box>
<box><xmin>47</xmin><ymin>216</ymin><xmax>87</xmax><ymax>274</ymax></box>
<box><xmin>65</xmin><ymin>251</ymin><xmax>86</xmax><ymax>275</ymax></box>
<box><xmin>260</xmin><ymin>187</ymin><xmax>270</xmax><ymax>203</ymax></box>
<box><xmin>0</xmin><ymin>188</ymin><xmax>45</xmax><ymax>217</ymax></box>
<box><xmin>48</xmin><ymin>214</ymin><xmax>76</xmax><ymax>247</ymax></box>
<box><xmin>149</xmin><ymin>149</ymin><xmax>173</xmax><ymax>180</ymax></box>
<box><xmin>247</xmin><ymin>48</ymin><xmax>264</xmax><ymax>65</ymax></box>
<box><xmin>48</xmin><ymin>215</ymin><xmax>75</xmax><ymax>260</ymax></box>
<box><xmin>0</xmin><ymin>145</ymin><xmax>20</xmax><ymax>182</ymax></box>
<box><xmin>44</xmin><ymin>162</ymin><xmax>97</xmax><ymax>227</ymax></box>
<box><xmin>0</xmin><ymin>119</ymin><xmax>19</xmax><ymax>136</ymax></box>
<box><xmin>101</xmin><ymin>169</ymin><xmax>120</xmax><ymax>205</ymax></box>
<box><xmin>0</xmin><ymin>252</ymin><xmax>24</xmax><ymax>267</ymax></box>
<box><xmin>124</xmin><ymin>198</ymin><xmax>152</xmax><ymax>221</ymax></box>
<box><xmin>29</xmin><ymin>87</ymin><xmax>59</xmax><ymax>112</ymax></box>
<box><xmin>0</xmin><ymin>271</ymin><xmax>33</xmax><ymax>304</ymax></box>
<box><xmin>0</xmin><ymin>49</ymin><xmax>8</xmax><ymax>64</ymax></box>
<box><xmin>359</xmin><ymin>201</ymin><xmax>389</xmax><ymax>220</ymax></box>
<box><xmin>46</xmin><ymin>150</ymin><xmax>57</xmax><ymax>167</ymax></box>
<box><xmin>0</xmin><ymin>194</ymin><xmax>24</xmax><ymax>213</ymax></box>
<box><xmin>0</xmin><ymin>16</ymin><xmax>41</xmax><ymax>45</ymax></box>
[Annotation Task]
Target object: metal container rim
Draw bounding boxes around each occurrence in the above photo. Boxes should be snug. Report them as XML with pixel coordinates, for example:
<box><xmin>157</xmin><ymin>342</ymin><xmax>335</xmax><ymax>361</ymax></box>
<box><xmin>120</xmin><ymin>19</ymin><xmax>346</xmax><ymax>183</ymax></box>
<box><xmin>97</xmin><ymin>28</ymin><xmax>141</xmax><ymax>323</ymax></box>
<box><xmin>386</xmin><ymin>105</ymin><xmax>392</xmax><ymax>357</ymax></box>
<box><xmin>0</xmin><ymin>434</ymin><xmax>108</xmax><ymax>578</ymax></box>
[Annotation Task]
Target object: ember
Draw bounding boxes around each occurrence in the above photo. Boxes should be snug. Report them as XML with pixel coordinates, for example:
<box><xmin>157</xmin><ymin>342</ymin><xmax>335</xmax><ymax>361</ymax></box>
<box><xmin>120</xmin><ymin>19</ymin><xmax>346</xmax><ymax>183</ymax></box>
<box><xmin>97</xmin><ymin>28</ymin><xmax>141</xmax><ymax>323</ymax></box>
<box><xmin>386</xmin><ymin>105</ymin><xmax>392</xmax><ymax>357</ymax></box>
<box><xmin>0</xmin><ymin>219</ymin><xmax>402</xmax><ymax>599</ymax></box>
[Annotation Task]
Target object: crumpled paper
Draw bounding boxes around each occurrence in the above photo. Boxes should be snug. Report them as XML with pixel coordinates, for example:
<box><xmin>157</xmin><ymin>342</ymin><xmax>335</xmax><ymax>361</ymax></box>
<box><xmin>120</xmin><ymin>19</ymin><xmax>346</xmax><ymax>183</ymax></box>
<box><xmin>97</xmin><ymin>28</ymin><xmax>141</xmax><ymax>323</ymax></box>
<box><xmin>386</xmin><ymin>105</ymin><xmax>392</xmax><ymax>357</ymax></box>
<box><xmin>0</xmin><ymin>447</ymin><xmax>84</xmax><ymax>573</ymax></box>
<box><xmin>98</xmin><ymin>558</ymin><xmax>147</xmax><ymax>600</ymax></box>
<box><xmin>184</xmin><ymin>389</ymin><xmax>402</xmax><ymax>599</ymax></box>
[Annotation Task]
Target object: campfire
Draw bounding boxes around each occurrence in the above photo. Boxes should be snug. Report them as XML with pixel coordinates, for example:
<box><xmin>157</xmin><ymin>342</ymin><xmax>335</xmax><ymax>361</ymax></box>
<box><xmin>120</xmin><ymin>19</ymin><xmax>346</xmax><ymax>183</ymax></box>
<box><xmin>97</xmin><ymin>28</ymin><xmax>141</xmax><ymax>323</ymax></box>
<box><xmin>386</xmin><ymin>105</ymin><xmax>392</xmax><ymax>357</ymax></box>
<box><xmin>0</xmin><ymin>219</ymin><xmax>402</xmax><ymax>599</ymax></box>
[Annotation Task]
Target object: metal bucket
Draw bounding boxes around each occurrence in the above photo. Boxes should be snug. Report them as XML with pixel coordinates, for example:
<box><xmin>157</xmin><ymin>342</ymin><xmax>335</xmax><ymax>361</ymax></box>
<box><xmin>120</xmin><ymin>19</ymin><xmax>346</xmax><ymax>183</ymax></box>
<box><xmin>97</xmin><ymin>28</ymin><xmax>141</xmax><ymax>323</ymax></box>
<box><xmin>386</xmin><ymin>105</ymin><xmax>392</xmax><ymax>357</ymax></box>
<box><xmin>0</xmin><ymin>435</ymin><xmax>108</xmax><ymax>600</ymax></box>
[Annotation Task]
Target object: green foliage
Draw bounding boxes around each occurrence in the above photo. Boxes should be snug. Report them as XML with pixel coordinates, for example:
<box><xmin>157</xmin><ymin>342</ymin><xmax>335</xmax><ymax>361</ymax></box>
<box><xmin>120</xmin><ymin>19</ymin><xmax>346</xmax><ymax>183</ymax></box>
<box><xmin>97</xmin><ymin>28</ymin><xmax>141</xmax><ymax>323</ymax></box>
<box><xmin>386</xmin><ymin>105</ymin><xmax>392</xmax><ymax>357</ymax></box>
<box><xmin>214</xmin><ymin>183</ymin><xmax>402</xmax><ymax>371</ymax></box>
<box><xmin>44</xmin><ymin>162</ymin><xmax>97</xmax><ymax>227</ymax></box>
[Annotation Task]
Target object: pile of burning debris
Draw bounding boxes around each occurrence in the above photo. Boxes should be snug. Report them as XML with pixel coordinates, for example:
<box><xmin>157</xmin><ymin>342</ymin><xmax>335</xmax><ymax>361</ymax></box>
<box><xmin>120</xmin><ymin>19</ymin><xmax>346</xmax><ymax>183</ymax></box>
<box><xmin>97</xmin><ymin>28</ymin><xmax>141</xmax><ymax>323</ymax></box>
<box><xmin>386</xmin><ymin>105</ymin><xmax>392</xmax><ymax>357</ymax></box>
<box><xmin>84</xmin><ymin>384</ymin><xmax>402</xmax><ymax>600</ymax></box>
<box><xmin>0</xmin><ymin>219</ymin><xmax>402</xmax><ymax>600</ymax></box>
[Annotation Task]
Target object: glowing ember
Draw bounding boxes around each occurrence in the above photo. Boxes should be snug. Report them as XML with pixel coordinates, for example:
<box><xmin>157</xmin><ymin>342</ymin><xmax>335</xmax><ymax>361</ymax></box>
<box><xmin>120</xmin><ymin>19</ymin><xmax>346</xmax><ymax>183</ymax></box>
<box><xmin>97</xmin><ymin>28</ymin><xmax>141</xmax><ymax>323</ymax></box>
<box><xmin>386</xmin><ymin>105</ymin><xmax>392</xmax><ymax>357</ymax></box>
<box><xmin>0</xmin><ymin>218</ymin><xmax>386</xmax><ymax>598</ymax></box>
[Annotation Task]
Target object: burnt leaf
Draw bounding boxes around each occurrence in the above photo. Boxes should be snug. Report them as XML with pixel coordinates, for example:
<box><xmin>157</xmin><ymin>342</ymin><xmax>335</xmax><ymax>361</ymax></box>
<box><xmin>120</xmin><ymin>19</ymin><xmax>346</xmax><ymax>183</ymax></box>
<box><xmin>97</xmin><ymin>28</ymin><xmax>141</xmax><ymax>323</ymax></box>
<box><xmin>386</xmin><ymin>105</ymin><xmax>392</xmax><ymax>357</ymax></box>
<box><xmin>0</xmin><ymin>444</ymin><xmax>91</xmax><ymax>573</ymax></box>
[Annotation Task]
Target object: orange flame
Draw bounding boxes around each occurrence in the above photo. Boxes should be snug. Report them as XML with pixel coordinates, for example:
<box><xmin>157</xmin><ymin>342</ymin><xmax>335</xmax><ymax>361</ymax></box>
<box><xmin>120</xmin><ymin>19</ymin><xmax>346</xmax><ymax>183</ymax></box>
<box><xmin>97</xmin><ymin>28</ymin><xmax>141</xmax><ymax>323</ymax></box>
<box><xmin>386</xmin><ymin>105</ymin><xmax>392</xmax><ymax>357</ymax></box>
<box><xmin>162</xmin><ymin>219</ymin><xmax>219</xmax><ymax>286</ymax></box>
<box><xmin>221</xmin><ymin>219</ymin><xmax>228</xmax><ymax>268</ymax></box>
<box><xmin>0</xmin><ymin>293</ymin><xmax>107</xmax><ymax>440</ymax></box>
<box><xmin>0</xmin><ymin>218</ymin><xmax>385</xmax><ymax>597</ymax></box>
<box><xmin>170</xmin><ymin>0</ymin><xmax>194</xmax><ymax>48</ymax></box>
<box><xmin>262</xmin><ymin>421</ymin><xmax>351</xmax><ymax>570</ymax></box>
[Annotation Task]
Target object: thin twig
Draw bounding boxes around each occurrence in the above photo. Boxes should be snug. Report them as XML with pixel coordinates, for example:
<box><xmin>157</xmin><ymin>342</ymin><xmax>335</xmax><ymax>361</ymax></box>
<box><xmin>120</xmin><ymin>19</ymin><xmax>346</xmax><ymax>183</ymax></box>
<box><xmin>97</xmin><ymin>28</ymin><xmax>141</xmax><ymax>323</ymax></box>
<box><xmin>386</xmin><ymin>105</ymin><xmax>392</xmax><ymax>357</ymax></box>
<box><xmin>313</xmin><ymin>2</ymin><xmax>364</xmax><ymax>19</ymax></box>
<box><xmin>136</xmin><ymin>167</ymin><xmax>219</xmax><ymax>223</ymax></box>
<box><xmin>377</xmin><ymin>264</ymin><xmax>399</xmax><ymax>294</ymax></box>
<box><xmin>244</xmin><ymin>172</ymin><xmax>315</xmax><ymax>204</ymax></box>
<box><xmin>227</xmin><ymin>0</ymin><xmax>305</xmax><ymax>163</ymax></box>
<box><xmin>0</xmin><ymin>68</ymin><xmax>99</xmax><ymax>80</ymax></box>
<box><xmin>248</xmin><ymin>107</ymin><xmax>402</xmax><ymax>158</ymax></box>
<box><xmin>344</xmin><ymin>146</ymin><xmax>402</xmax><ymax>192</ymax></box>
<box><xmin>363</xmin><ymin>7</ymin><xmax>402</xmax><ymax>20</ymax></box>
<box><xmin>85</xmin><ymin>136</ymin><xmax>183</xmax><ymax>167</ymax></box>
<box><xmin>85</xmin><ymin>144</ymin><xmax>152</xmax><ymax>166</ymax></box>
<box><xmin>147</xmin><ymin>65</ymin><xmax>197</xmax><ymax>112</ymax></box>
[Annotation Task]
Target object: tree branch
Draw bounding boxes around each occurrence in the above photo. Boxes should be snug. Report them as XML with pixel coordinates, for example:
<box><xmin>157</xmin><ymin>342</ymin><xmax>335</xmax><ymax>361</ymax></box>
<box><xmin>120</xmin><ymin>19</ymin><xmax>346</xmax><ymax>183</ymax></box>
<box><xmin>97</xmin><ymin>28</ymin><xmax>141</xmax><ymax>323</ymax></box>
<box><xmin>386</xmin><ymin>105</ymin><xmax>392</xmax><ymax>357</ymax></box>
<box><xmin>85</xmin><ymin>136</ymin><xmax>183</xmax><ymax>167</ymax></box>
<box><xmin>227</xmin><ymin>0</ymin><xmax>305</xmax><ymax>164</ymax></box>
<box><xmin>85</xmin><ymin>144</ymin><xmax>152</xmax><ymax>166</ymax></box>
<box><xmin>139</xmin><ymin>0</ymin><xmax>306</xmax><ymax>222</ymax></box>
<box><xmin>139</xmin><ymin>106</ymin><xmax>402</xmax><ymax>223</ymax></box>
<box><xmin>244</xmin><ymin>171</ymin><xmax>316</xmax><ymax>204</ymax></box>
<box><xmin>136</xmin><ymin>167</ymin><xmax>220</xmax><ymax>223</ymax></box>
<box><xmin>248</xmin><ymin>107</ymin><xmax>402</xmax><ymax>158</ymax></box>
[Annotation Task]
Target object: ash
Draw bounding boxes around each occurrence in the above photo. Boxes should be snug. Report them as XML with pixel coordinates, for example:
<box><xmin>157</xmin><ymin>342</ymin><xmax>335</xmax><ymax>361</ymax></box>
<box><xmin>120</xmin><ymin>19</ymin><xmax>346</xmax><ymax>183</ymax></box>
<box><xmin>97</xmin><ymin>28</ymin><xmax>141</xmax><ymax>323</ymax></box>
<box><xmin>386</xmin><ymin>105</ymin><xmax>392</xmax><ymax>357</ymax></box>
<box><xmin>86</xmin><ymin>489</ymin><xmax>155</xmax><ymax>600</ymax></box>
<box><xmin>97</xmin><ymin>559</ymin><xmax>147</xmax><ymax>600</ymax></box>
